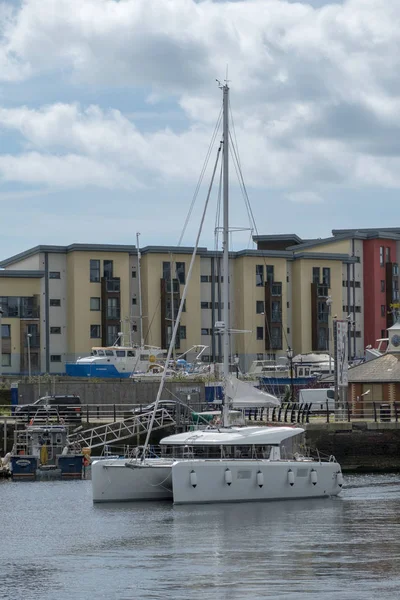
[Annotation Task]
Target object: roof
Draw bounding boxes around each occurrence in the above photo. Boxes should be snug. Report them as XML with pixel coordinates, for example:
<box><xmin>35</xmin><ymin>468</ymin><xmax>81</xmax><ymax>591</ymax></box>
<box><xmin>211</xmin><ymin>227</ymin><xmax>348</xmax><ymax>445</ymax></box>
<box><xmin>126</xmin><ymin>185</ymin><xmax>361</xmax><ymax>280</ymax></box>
<box><xmin>0</xmin><ymin>270</ymin><xmax>45</xmax><ymax>278</ymax></box>
<box><xmin>160</xmin><ymin>426</ymin><xmax>304</xmax><ymax>445</ymax></box>
<box><xmin>0</xmin><ymin>244</ymin><xmax>137</xmax><ymax>267</ymax></box>
<box><xmin>336</xmin><ymin>354</ymin><xmax>400</xmax><ymax>383</ymax></box>
<box><xmin>253</xmin><ymin>234</ymin><xmax>303</xmax><ymax>245</ymax></box>
<box><xmin>332</xmin><ymin>228</ymin><xmax>400</xmax><ymax>240</ymax></box>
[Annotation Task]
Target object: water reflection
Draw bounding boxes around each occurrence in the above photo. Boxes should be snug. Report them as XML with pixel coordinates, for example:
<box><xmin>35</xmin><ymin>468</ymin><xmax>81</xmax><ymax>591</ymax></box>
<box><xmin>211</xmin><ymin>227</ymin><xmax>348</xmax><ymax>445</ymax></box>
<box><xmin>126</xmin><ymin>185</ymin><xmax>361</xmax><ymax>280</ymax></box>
<box><xmin>2</xmin><ymin>475</ymin><xmax>400</xmax><ymax>599</ymax></box>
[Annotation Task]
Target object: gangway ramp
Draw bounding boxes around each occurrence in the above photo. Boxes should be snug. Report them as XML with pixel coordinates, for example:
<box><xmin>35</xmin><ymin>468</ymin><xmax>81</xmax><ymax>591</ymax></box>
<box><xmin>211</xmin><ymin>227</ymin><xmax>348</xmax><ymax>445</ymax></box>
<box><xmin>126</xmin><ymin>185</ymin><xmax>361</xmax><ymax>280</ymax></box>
<box><xmin>67</xmin><ymin>407</ymin><xmax>178</xmax><ymax>449</ymax></box>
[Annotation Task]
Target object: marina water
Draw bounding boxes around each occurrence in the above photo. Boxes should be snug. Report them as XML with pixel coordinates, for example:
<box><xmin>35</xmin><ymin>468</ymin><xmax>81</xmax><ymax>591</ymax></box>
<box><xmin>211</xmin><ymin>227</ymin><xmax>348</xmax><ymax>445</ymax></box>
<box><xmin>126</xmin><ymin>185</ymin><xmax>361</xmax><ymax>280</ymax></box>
<box><xmin>2</xmin><ymin>474</ymin><xmax>400</xmax><ymax>600</ymax></box>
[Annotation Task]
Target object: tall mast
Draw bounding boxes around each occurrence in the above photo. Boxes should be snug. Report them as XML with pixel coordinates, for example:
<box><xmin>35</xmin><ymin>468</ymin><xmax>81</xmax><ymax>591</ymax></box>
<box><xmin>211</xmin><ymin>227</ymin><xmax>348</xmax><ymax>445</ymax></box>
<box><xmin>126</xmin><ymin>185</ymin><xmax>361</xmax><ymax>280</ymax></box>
<box><xmin>170</xmin><ymin>252</ymin><xmax>176</xmax><ymax>360</ymax></box>
<box><xmin>136</xmin><ymin>232</ymin><xmax>144</xmax><ymax>347</ymax></box>
<box><xmin>222</xmin><ymin>82</ymin><xmax>230</xmax><ymax>427</ymax></box>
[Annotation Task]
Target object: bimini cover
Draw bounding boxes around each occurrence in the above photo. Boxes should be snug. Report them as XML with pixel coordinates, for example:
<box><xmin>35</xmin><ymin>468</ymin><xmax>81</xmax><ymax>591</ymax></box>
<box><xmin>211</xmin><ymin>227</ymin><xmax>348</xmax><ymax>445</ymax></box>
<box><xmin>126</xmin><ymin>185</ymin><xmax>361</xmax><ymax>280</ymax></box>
<box><xmin>225</xmin><ymin>376</ymin><xmax>280</xmax><ymax>408</ymax></box>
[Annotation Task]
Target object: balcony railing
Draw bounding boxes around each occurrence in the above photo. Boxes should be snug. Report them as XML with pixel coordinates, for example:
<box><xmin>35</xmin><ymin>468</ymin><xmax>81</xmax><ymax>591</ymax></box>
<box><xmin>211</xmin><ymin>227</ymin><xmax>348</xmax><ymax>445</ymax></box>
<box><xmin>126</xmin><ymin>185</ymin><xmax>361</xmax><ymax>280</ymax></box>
<box><xmin>271</xmin><ymin>283</ymin><xmax>282</xmax><ymax>296</ymax></box>
<box><xmin>106</xmin><ymin>279</ymin><xmax>120</xmax><ymax>292</ymax></box>
<box><xmin>107</xmin><ymin>309</ymin><xmax>121</xmax><ymax>319</ymax></box>
<box><xmin>317</xmin><ymin>285</ymin><xmax>329</xmax><ymax>298</ymax></box>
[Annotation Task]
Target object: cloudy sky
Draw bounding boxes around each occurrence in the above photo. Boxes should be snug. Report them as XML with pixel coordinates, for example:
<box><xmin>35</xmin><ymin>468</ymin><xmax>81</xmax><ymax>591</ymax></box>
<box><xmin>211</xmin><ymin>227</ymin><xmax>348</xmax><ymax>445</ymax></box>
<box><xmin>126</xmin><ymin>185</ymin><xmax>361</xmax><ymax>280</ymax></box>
<box><xmin>0</xmin><ymin>0</ymin><xmax>399</xmax><ymax>259</ymax></box>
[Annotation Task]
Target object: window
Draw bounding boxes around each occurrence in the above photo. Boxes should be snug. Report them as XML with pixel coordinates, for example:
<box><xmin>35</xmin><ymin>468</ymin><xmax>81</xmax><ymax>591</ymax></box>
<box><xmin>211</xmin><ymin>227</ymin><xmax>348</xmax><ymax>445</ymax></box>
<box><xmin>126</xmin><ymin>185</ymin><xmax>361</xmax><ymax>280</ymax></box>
<box><xmin>90</xmin><ymin>324</ymin><xmax>101</xmax><ymax>338</ymax></box>
<box><xmin>380</xmin><ymin>246</ymin><xmax>384</xmax><ymax>266</ymax></box>
<box><xmin>201</xmin><ymin>302</ymin><xmax>210</xmax><ymax>309</ymax></box>
<box><xmin>50</xmin><ymin>299</ymin><xmax>61</xmax><ymax>307</ymax></box>
<box><xmin>49</xmin><ymin>271</ymin><xmax>60</xmax><ymax>279</ymax></box>
<box><xmin>256</xmin><ymin>265</ymin><xmax>264</xmax><ymax>287</ymax></box>
<box><xmin>317</xmin><ymin>327</ymin><xmax>328</xmax><ymax>351</ymax></box>
<box><xmin>271</xmin><ymin>283</ymin><xmax>282</xmax><ymax>296</ymax></box>
<box><xmin>90</xmin><ymin>259</ymin><xmax>100</xmax><ymax>282</ymax></box>
<box><xmin>132</xmin><ymin>270</ymin><xmax>136</xmax><ymax>278</ymax></box>
<box><xmin>256</xmin><ymin>327</ymin><xmax>264</xmax><ymax>340</ymax></box>
<box><xmin>271</xmin><ymin>327</ymin><xmax>282</xmax><ymax>349</ymax></box>
<box><xmin>176</xmin><ymin>262</ymin><xmax>185</xmax><ymax>285</ymax></box>
<box><xmin>1</xmin><ymin>353</ymin><xmax>11</xmax><ymax>367</ymax></box>
<box><xmin>201</xmin><ymin>328</ymin><xmax>210</xmax><ymax>335</ymax></box>
<box><xmin>107</xmin><ymin>297</ymin><xmax>120</xmax><ymax>319</ymax></box>
<box><xmin>381</xmin><ymin>305</ymin><xmax>386</xmax><ymax>317</ymax></box>
<box><xmin>103</xmin><ymin>260</ymin><xmax>113</xmax><ymax>280</ymax></box>
<box><xmin>355</xmin><ymin>306</ymin><xmax>362</xmax><ymax>313</ymax></box>
<box><xmin>354</xmin><ymin>281</ymin><xmax>361</xmax><ymax>288</ymax></box>
<box><xmin>132</xmin><ymin>297</ymin><xmax>137</xmax><ymax>305</ymax></box>
<box><xmin>355</xmin><ymin>331</ymin><xmax>362</xmax><ymax>338</ymax></box>
<box><xmin>256</xmin><ymin>301</ymin><xmax>265</xmax><ymax>314</ymax></box>
<box><xmin>342</xmin><ymin>280</ymin><xmax>348</xmax><ymax>287</ymax></box>
<box><xmin>381</xmin><ymin>329</ymin><xmax>386</xmax><ymax>338</ymax></box>
<box><xmin>286</xmin><ymin>275</ymin><xmax>289</xmax><ymax>283</ymax></box>
<box><xmin>107</xmin><ymin>325</ymin><xmax>119</xmax><ymax>346</ymax></box>
<box><xmin>381</xmin><ymin>280</ymin><xmax>385</xmax><ymax>292</ymax></box>
<box><xmin>271</xmin><ymin>301</ymin><xmax>281</xmax><ymax>322</ymax></box>
<box><xmin>312</xmin><ymin>267</ymin><xmax>320</xmax><ymax>284</ymax></box>
<box><xmin>201</xmin><ymin>275</ymin><xmax>209</xmax><ymax>283</ymax></box>
<box><xmin>50</xmin><ymin>327</ymin><xmax>61</xmax><ymax>334</ymax></box>
<box><xmin>50</xmin><ymin>355</ymin><xmax>62</xmax><ymax>362</ymax></box>
<box><xmin>182</xmin><ymin>299</ymin><xmax>186</xmax><ymax>312</ymax></box>
<box><xmin>266</xmin><ymin>265</ymin><xmax>274</xmax><ymax>284</ymax></box>
<box><xmin>90</xmin><ymin>297</ymin><xmax>100</xmax><ymax>311</ymax></box>
<box><xmin>1</xmin><ymin>324</ymin><xmax>10</xmax><ymax>338</ymax></box>
<box><xmin>257</xmin><ymin>353</ymin><xmax>264</xmax><ymax>360</ymax></box>
<box><xmin>287</xmin><ymin>302</ymin><xmax>290</xmax><ymax>309</ymax></box>
<box><xmin>322</xmin><ymin>267</ymin><xmax>331</xmax><ymax>287</ymax></box>
<box><xmin>162</xmin><ymin>262</ymin><xmax>171</xmax><ymax>281</ymax></box>
<box><xmin>386</xmin><ymin>247</ymin><xmax>391</xmax><ymax>263</ymax></box>
<box><xmin>179</xmin><ymin>326</ymin><xmax>186</xmax><ymax>340</ymax></box>
<box><xmin>287</xmin><ymin>327</ymin><xmax>290</xmax><ymax>334</ymax></box>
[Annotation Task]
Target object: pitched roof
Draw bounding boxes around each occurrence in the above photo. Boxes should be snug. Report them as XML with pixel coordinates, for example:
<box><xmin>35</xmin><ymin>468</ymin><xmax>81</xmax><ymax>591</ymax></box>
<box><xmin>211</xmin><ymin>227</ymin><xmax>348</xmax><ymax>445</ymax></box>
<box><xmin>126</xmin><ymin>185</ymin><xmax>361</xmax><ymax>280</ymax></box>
<box><xmin>345</xmin><ymin>354</ymin><xmax>400</xmax><ymax>383</ymax></box>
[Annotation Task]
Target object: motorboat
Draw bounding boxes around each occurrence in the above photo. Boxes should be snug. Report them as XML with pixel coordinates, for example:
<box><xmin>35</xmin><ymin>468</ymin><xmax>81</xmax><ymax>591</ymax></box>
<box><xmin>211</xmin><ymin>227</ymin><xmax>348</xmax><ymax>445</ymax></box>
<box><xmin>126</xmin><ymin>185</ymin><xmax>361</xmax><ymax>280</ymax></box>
<box><xmin>91</xmin><ymin>83</ymin><xmax>343</xmax><ymax>504</ymax></box>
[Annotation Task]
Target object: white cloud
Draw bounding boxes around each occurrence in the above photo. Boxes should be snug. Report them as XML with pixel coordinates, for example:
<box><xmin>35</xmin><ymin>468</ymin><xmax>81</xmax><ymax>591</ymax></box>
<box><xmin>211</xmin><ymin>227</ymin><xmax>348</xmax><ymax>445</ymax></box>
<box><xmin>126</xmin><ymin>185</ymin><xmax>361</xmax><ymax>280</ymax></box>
<box><xmin>0</xmin><ymin>0</ymin><xmax>400</xmax><ymax>205</ymax></box>
<box><xmin>286</xmin><ymin>191</ymin><xmax>324</xmax><ymax>204</ymax></box>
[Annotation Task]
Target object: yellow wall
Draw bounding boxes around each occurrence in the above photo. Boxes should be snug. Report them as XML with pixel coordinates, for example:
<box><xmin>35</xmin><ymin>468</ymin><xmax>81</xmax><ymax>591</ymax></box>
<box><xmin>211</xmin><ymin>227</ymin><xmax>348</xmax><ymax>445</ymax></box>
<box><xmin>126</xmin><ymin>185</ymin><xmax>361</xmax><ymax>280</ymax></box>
<box><xmin>300</xmin><ymin>239</ymin><xmax>351</xmax><ymax>255</ymax></box>
<box><xmin>66</xmin><ymin>251</ymin><xmax>131</xmax><ymax>354</ymax></box>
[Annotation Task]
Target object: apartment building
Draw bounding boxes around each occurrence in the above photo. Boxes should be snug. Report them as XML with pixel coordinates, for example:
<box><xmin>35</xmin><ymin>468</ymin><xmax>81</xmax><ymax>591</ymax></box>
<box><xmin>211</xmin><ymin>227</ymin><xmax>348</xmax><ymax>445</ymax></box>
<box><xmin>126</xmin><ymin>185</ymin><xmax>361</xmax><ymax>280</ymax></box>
<box><xmin>3</xmin><ymin>231</ymin><xmax>387</xmax><ymax>375</ymax></box>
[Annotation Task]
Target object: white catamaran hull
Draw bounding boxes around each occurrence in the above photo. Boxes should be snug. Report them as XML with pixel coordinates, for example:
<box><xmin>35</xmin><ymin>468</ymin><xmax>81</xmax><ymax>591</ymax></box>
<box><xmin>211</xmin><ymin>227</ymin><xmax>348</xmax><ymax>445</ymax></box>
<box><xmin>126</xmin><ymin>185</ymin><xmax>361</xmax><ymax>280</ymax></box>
<box><xmin>91</xmin><ymin>458</ymin><xmax>173</xmax><ymax>503</ymax></box>
<box><xmin>92</xmin><ymin>457</ymin><xmax>342</xmax><ymax>504</ymax></box>
<box><xmin>171</xmin><ymin>460</ymin><xmax>342</xmax><ymax>504</ymax></box>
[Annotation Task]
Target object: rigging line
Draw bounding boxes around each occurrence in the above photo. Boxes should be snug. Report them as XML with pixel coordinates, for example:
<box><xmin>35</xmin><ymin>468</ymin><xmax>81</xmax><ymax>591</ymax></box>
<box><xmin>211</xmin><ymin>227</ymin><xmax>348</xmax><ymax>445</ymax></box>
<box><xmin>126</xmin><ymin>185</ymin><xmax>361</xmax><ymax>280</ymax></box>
<box><xmin>214</xmin><ymin>149</ymin><xmax>223</xmax><ymax>253</ymax></box>
<box><xmin>229</xmin><ymin>134</ymin><xmax>254</xmax><ymax>230</ymax></box>
<box><xmin>178</xmin><ymin>107</ymin><xmax>223</xmax><ymax>247</ymax></box>
<box><xmin>141</xmin><ymin>141</ymin><xmax>223</xmax><ymax>461</ymax></box>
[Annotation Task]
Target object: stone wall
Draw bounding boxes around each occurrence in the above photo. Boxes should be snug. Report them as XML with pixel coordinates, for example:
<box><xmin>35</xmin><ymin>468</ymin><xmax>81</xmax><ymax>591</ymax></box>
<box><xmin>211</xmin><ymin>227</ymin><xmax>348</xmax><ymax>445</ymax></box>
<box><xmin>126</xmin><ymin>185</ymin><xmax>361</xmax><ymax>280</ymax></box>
<box><xmin>305</xmin><ymin>422</ymin><xmax>400</xmax><ymax>472</ymax></box>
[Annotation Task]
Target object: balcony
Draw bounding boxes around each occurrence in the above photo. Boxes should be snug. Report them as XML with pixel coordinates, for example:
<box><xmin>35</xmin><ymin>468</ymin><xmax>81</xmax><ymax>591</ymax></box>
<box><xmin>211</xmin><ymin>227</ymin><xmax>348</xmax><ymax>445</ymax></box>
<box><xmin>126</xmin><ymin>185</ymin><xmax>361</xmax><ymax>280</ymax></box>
<box><xmin>317</xmin><ymin>285</ymin><xmax>329</xmax><ymax>298</ymax></box>
<box><xmin>106</xmin><ymin>279</ymin><xmax>120</xmax><ymax>292</ymax></box>
<box><xmin>271</xmin><ymin>283</ymin><xmax>282</xmax><ymax>296</ymax></box>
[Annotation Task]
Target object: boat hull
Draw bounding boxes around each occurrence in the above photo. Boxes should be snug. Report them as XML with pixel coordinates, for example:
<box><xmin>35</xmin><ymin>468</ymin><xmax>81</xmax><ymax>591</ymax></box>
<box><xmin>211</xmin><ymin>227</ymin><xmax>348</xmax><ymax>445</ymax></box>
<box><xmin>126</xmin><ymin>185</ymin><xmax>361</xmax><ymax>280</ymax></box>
<box><xmin>92</xmin><ymin>457</ymin><xmax>342</xmax><ymax>504</ymax></box>
<box><xmin>91</xmin><ymin>458</ymin><xmax>173</xmax><ymax>502</ymax></box>
<box><xmin>171</xmin><ymin>460</ymin><xmax>342</xmax><ymax>504</ymax></box>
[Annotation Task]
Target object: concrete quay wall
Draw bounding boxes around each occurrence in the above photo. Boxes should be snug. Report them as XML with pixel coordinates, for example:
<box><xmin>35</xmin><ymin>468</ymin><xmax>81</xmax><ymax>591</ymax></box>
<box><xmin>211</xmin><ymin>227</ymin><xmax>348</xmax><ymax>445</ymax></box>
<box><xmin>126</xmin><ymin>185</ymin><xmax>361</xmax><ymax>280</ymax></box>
<box><xmin>305</xmin><ymin>422</ymin><xmax>400</xmax><ymax>472</ymax></box>
<box><xmin>17</xmin><ymin>380</ymin><xmax>206</xmax><ymax>408</ymax></box>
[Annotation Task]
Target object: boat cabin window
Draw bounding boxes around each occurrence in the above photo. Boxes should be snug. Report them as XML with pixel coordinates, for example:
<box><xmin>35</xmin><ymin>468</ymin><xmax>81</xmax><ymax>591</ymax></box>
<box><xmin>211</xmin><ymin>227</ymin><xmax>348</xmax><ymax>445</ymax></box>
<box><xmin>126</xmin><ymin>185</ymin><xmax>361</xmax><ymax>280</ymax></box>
<box><xmin>127</xmin><ymin>350</ymin><xmax>136</xmax><ymax>357</ymax></box>
<box><xmin>140</xmin><ymin>354</ymin><xmax>149</xmax><ymax>361</ymax></box>
<box><xmin>161</xmin><ymin>444</ymin><xmax>275</xmax><ymax>460</ymax></box>
<box><xmin>92</xmin><ymin>350</ymin><xmax>97</xmax><ymax>356</ymax></box>
<box><xmin>105</xmin><ymin>350</ymin><xmax>114</xmax><ymax>357</ymax></box>
<box><xmin>116</xmin><ymin>350</ymin><xmax>126</xmax><ymax>357</ymax></box>
<box><xmin>97</xmin><ymin>350</ymin><xmax>105</xmax><ymax>356</ymax></box>
<box><xmin>298</xmin><ymin>368</ymin><xmax>303</xmax><ymax>376</ymax></box>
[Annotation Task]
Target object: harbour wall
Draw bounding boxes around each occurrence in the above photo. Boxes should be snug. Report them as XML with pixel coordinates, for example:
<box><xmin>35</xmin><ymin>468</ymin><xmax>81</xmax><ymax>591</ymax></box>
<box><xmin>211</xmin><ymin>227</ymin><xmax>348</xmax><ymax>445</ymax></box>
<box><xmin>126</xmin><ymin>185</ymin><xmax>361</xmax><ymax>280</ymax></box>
<box><xmin>305</xmin><ymin>422</ymin><xmax>400</xmax><ymax>472</ymax></box>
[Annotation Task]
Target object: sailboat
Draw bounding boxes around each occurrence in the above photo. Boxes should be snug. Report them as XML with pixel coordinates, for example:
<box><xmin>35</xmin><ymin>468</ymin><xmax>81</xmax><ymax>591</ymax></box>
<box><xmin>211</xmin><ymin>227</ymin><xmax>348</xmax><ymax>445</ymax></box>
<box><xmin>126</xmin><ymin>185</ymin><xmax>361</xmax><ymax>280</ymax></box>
<box><xmin>91</xmin><ymin>84</ymin><xmax>343</xmax><ymax>504</ymax></box>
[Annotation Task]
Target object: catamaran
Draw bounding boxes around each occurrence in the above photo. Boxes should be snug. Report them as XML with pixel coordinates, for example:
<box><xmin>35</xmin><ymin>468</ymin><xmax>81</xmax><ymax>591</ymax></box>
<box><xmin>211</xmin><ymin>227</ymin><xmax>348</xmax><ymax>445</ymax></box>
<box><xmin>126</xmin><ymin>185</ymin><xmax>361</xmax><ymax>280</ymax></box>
<box><xmin>91</xmin><ymin>83</ymin><xmax>343</xmax><ymax>504</ymax></box>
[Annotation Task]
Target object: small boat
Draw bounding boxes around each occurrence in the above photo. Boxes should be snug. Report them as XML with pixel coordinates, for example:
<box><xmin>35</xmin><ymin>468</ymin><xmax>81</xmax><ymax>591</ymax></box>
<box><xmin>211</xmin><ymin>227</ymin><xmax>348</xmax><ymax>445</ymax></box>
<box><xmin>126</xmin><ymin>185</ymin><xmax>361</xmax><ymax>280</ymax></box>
<box><xmin>10</xmin><ymin>424</ymin><xmax>84</xmax><ymax>481</ymax></box>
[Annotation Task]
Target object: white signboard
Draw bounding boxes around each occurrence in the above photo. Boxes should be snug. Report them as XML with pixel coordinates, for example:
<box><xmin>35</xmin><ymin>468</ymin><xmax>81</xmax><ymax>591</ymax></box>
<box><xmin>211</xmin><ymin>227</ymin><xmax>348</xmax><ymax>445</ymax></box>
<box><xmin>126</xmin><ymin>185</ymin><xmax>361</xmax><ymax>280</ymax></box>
<box><xmin>335</xmin><ymin>320</ymin><xmax>348</xmax><ymax>386</ymax></box>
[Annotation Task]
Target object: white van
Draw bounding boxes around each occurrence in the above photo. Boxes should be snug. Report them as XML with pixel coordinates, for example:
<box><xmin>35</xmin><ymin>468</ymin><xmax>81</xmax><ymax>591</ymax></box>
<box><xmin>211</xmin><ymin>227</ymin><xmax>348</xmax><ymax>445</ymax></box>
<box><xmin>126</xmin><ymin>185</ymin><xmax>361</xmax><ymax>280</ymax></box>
<box><xmin>298</xmin><ymin>388</ymin><xmax>335</xmax><ymax>412</ymax></box>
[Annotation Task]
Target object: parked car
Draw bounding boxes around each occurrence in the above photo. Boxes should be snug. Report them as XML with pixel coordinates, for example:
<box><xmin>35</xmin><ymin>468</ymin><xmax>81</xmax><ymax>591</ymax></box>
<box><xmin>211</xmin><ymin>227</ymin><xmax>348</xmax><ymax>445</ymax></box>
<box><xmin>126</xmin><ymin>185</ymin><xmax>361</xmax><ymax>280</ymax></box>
<box><xmin>15</xmin><ymin>395</ymin><xmax>82</xmax><ymax>423</ymax></box>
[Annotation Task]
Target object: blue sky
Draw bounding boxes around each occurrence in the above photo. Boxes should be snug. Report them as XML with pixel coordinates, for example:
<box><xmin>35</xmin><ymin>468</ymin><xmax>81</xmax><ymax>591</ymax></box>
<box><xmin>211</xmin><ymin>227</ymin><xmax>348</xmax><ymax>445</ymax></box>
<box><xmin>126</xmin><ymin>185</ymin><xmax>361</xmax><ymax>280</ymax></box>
<box><xmin>0</xmin><ymin>0</ymin><xmax>399</xmax><ymax>258</ymax></box>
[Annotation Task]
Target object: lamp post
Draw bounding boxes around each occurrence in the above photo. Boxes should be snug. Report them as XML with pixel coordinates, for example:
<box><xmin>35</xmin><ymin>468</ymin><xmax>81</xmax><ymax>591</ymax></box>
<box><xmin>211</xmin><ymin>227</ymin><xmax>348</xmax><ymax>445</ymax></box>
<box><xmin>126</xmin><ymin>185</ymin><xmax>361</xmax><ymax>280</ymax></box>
<box><xmin>286</xmin><ymin>347</ymin><xmax>294</xmax><ymax>402</ymax></box>
<box><xmin>27</xmin><ymin>333</ymin><xmax>32</xmax><ymax>380</ymax></box>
